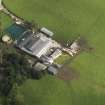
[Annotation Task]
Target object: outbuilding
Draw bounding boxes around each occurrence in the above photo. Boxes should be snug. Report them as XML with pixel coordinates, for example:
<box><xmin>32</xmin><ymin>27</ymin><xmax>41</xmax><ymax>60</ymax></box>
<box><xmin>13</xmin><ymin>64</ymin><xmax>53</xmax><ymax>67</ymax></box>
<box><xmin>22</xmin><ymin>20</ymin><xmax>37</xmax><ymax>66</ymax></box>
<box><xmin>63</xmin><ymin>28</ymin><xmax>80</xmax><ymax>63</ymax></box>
<box><xmin>34</xmin><ymin>62</ymin><xmax>47</xmax><ymax>71</ymax></box>
<box><xmin>40</xmin><ymin>27</ymin><xmax>54</xmax><ymax>37</ymax></box>
<box><xmin>47</xmin><ymin>66</ymin><xmax>58</xmax><ymax>75</ymax></box>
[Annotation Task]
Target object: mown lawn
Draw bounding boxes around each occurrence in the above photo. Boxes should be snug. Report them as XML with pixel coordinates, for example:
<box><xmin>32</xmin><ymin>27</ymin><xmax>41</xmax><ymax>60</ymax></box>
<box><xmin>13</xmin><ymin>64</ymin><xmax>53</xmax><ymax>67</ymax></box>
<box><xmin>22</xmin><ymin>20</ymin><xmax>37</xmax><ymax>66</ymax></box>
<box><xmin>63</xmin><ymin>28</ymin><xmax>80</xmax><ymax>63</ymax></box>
<box><xmin>0</xmin><ymin>12</ymin><xmax>12</xmax><ymax>30</ymax></box>
<box><xmin>3</xmin><ymin>0</ymin><xmax>105</xmax><ymax>105</ymax></box>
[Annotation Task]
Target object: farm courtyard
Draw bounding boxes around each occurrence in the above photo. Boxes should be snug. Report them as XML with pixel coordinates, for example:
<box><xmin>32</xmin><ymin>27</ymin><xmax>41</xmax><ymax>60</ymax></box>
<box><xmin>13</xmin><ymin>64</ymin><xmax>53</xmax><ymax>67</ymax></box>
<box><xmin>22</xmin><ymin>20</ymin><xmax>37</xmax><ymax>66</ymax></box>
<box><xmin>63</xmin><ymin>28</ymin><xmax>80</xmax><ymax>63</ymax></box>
<box><xmin>1</xmin><ymin>0</ymin><xmax>105</xmax><ymax>105</ymax></box>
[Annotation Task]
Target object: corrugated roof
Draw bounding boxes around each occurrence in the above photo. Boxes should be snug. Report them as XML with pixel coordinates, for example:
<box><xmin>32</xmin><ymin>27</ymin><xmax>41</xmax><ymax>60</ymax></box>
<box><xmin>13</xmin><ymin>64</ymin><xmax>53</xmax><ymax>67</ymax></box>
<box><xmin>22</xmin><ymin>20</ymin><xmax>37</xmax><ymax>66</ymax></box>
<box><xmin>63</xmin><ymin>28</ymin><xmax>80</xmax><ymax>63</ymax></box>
<box><xmin>40</xmin><ymin>27</ymin><xmax>54</xmax><ymax>37</ymax></box>
<box><xmin>48</xmin><ymin>66</ymin><xmax>58</xmax><ymax>75</ymax></box>
<box><xmin>17</xmin><ymin>32</ymin><xmax>53</xmax><ymax>58</ymax></box>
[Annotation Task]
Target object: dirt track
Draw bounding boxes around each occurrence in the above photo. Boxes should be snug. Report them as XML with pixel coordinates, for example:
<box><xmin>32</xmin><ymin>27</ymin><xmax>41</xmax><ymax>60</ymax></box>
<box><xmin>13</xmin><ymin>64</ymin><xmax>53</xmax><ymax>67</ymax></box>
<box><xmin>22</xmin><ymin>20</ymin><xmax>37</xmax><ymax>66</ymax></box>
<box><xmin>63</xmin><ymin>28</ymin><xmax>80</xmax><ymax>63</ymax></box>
<box><xmin>57</xmin><ymin>67</ymin><xmax>80</xmax><ymax>82</ymax></box>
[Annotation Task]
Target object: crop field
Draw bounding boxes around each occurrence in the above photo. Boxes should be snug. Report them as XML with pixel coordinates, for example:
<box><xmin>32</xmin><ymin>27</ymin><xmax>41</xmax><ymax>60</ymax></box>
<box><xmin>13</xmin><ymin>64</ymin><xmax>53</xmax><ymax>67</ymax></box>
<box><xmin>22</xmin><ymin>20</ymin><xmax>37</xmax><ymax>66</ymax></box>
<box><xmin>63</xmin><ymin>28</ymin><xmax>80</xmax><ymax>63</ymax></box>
<box><xmin>2</xmin><ymin>0</ymin><xmax>105</xmax><ymax>105</ymax></box>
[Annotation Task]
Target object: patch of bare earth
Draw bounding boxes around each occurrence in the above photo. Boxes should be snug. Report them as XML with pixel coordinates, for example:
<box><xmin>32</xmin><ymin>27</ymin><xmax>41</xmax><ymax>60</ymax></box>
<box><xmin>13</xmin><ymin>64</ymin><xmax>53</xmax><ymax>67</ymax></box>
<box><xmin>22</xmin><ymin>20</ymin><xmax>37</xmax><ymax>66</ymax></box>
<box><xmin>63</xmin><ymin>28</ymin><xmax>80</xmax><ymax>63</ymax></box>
<box><xmin>57</xmin><ymin>67</ymin><xmax>80</xmax><ymax>82</ymax></box>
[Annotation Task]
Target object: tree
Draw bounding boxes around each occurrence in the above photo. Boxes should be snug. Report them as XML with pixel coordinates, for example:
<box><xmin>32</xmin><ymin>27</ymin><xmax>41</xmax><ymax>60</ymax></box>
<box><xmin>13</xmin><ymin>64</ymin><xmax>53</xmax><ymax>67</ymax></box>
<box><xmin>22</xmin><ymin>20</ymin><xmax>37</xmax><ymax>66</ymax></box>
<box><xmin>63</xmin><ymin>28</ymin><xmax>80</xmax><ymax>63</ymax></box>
<box><xmin>31</xmin><ymin>20</ymin><xmax>39</xmax><ymax>33</ymax></box>
<box><xmin>0</xmin><ymin>15</ymin><xmax>3</xmax><ymax>36</ymax></box>
<box><xmin>31</xmin><ymin>69</ymin><xmax>43</xmax><ymax>80</ymax></box>
<box><xmin>0</xmin><ymin>52</ymin><xmax>33</xmax><ymax>95</ymax></box>
<box><xmin>24</xmin><ymin>20</ymin><xmax>40</xmax><ymax>33</ymax></box>
<box><xmin>3</xmin><ymin>84</ymin><xmax>25</xmax><ymax>105</ymax></box>
<box><xmin>0</xmin><ymin>49</ymin><xmax>3</xmax><ymax>64</ymax></box>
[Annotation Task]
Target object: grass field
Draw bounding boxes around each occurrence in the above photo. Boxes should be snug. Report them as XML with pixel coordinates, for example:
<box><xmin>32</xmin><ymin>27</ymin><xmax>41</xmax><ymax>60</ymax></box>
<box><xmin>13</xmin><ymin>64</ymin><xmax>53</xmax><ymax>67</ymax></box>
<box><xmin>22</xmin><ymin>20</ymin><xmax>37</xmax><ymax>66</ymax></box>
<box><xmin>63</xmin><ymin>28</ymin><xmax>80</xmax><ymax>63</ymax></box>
<box><xmin>2</xmin><ymin>0</ymin><xmax>105</xmax><ymax>105</ymax></box>
<box><xmin>0</xmin><ymin>12</ymin><xmax>12</xmax><ymax>30</ymax></box>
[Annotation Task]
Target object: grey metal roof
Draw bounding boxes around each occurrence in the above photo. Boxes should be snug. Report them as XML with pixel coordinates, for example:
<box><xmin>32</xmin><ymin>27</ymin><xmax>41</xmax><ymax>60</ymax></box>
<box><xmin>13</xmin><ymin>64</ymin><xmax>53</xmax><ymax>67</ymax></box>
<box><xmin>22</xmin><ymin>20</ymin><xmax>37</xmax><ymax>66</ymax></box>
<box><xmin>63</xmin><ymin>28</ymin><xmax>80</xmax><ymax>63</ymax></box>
<box><xmin>32</xmin><ymin>38</ymin><xmax>52</xmax><ymax>58</ymax></box>
<box><xmin>40</xmin><ymin>27</ymin><xmax>54</xmax><ymax>37</ymax></box>
<box><xmin>17</xmin><ymin>31</ymin><xmax>34</xmax><ymax>47</ymax></box>
<box><xmin>16</xmin><ymin>31</ymin><xmax>52</xmax><ymax>58</ymax></box>
<box><xmin>25</xmin><ymin>36</ymin><xmax>40</xmax><ymax>50</ymax></box>
<box><xmin>48</xmin><ymin>66</ymin><xmax>58</xmax><ymax>75</ymax></box>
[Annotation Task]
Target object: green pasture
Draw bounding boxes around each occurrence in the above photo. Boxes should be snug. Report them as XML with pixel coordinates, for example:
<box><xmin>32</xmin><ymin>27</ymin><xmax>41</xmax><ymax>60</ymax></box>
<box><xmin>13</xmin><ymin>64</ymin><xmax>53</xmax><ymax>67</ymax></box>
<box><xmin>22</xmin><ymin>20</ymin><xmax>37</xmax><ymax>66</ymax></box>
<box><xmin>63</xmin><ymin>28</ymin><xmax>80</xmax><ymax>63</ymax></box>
<box><xmin>0</xmin><ymin>12</ymin><xmax>12</xmax><ymax>29</ymax></box>
<box><xmin>2</xmin><ymin>0</ymin><xmax>105</xmax><ymax>105</ymax></box>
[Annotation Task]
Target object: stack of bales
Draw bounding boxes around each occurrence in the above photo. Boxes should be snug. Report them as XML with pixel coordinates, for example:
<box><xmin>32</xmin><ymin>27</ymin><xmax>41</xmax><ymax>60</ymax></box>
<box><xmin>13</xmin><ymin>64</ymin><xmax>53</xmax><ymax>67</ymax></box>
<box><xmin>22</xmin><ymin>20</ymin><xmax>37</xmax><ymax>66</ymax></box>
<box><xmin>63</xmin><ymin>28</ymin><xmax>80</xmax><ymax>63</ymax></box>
<box><xmin>2</xmin><ymin>35</ymin><xmax>13</xmax><ymax>44</ymax></box>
